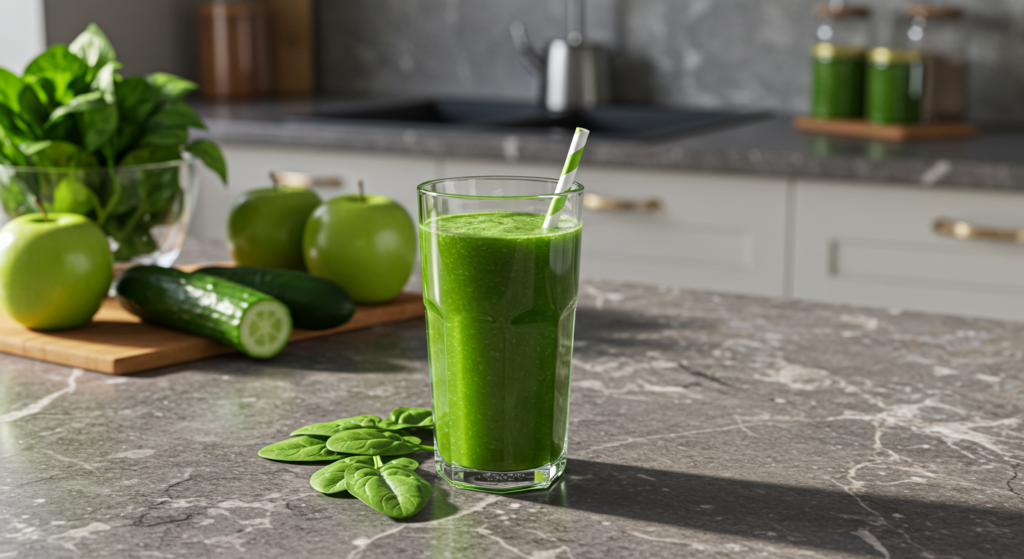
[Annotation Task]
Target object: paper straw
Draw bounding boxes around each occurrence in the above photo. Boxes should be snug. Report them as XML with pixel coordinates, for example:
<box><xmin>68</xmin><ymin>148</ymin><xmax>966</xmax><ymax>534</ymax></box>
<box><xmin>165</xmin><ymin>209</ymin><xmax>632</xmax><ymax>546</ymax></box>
<box><xmin>542</xmin><ymin>127</ymin><xmax>589</xmax><ymax>228</ymax></box>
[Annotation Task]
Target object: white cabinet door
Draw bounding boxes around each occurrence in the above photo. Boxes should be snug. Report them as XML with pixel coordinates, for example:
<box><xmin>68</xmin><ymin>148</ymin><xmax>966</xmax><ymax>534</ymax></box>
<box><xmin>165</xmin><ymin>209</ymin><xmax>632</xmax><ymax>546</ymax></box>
<box><xmin>444</xmin><ymin>159</ymin><xmax>790</xmax><ymax>296</ymax></box>
<box><xmin>192</xmin><ymin>143</ymin><xmax>441</xmax><ymax>241</ymax></box>
<box><xmin>794</xmin><ymin>180</ymin><xmax>1024</xmax><ymax>321</ymax></box>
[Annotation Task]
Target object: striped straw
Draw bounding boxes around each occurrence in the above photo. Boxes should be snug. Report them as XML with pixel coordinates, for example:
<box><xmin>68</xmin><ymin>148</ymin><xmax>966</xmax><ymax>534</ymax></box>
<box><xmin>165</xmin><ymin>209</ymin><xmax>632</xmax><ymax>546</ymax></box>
<box><xmin>542</xmin><ymin>127</ymin><xmax>590</xmax><ymax>228</ymax></box>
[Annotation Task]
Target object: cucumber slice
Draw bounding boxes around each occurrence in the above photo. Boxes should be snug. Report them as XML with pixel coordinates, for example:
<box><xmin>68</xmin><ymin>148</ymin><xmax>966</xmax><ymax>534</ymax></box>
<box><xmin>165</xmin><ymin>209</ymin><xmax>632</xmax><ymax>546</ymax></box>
<box><xmin>239</xmin><ymin>299</ymin><xmax>292</xmax><ymax>358</ymax></box>
<box><xmin>116</xmin><ymin>266</ymin><xmax>294</xmax><ymax>359</ymax></box>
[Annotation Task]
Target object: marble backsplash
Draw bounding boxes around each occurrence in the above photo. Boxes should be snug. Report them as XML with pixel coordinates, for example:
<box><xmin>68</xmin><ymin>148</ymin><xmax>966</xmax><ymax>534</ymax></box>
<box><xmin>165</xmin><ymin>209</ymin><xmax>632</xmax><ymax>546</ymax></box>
<box><xmin>317</xmin><ymin>0</ymin><xmax>1024</xmax><ymax>122</ymax></box>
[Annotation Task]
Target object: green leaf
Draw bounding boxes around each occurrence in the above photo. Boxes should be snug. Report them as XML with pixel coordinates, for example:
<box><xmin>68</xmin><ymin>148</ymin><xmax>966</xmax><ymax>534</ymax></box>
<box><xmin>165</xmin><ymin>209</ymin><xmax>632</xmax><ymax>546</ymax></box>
<box><xmin>115</xmin><ymin>76</ymin><xmax>160</xmax><ymax>123</ymax></box>
<box><xmin>0</xmin><ymin>69</ymin><xmax>23</xmax><ymax>109</ymax></box>
<box><xmin>0</xmin><ymin>104</ymin><xmax>36</xmax><ymax>141</ymax></box>
<box><xmin>138</xmin><ymin>126</ymin><xmax>187</xmax><ymax>148</ymax></box>
<box><xmin>257</xmin><ymin>435</ymin><xmax>344</xmax><ymax>462</ymax></box>
<box><xmin>47</xmin><ymin>90</ymin><xmax>105</xmax><ymax>125</ymax></box>
<box><xmin>18</xmin><ymin>86</ymin><xmax>48</xmax><ymax>128</ymax></box>
<box><xmin>69</xmin><ymin>23</ymin><xmax>117</xmax><ymax>68</ymax></box>
<box><xmin>24</xmin><ymin>45</ymin><xmax>89</xmax><ymax>103</ymax></box>
<box><xmin>22</xmin><ymin>140</ymin><xmax>98</xmax><ymax>168</ymax></box>
<box><xmin>345</xmin><ymin>463</ymin><xmax>432</xmax><ymax>519</ymax></box>
<box><xmin>91</xmin><ymin>61</ymin><xmax>118</xmax><ymax>103</ymax></box>
<box><xmin>118</xmin><ymin>146</ymin><xmax>181</xmax><ymax>166</ymax></box>
<box><xmin>185</xmin><ymin>139</ymin><xmax>226</xmax><ymax>184</ymax></box>
<box><xmin>325</xmin><ymin>429</ymin><xmax>422</xmax><ymax>456</ymax></box>
<box><xmin>147</xmin><ymin>99</ymin><xmax>206</xmax><ymax>130</ymax></box>
<box><xmin>310</xmin><ymin>456</ymin><xmax>374</xmax><ymax>494</ymax></box>
<box><xmin>310</xmin><ymin>456</ymin><xmax>419</xmax><ymax>495</ymax></box>
<box><xmin>146</xmin><ymin>72</ymin><xmax>198</xmax><ymax>101</ymax></box>
<box><xmin>76</xmin><ymin>101</ymin><xmax>118</xmax><ymax>152</ymax></box>
<box><xmin>377</xmin><ymin>407</ymin><xmax>434</xmax><ymax>431</ymax></box>
<box><xmin>291</xmin><ymin>414</ymin><xmax>382</xmax><ymax>437</ymax></box>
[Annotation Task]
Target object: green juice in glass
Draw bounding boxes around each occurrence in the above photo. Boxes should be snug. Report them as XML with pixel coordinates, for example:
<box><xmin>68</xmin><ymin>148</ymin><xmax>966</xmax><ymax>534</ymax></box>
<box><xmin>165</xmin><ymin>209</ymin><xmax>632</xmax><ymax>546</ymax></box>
<box><xmin>811</xmin><ymin>43</ymin><xmax>866</xmax><ymax>119</ymax></box>
<box><xmin>421</xmin><ymin>212</ymin><xmax>581</xmax><ymax>474</ymax></box>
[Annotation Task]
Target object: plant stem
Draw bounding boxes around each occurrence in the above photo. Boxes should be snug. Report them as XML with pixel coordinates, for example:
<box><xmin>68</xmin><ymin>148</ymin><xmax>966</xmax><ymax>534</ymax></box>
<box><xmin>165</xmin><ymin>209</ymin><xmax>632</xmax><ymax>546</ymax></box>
<box><xmin>418</xmin><ymin>445</ymin><xmax>436</xmax><ymax>451</ymax></box>
<box><xmin>373</xmin><ymin>455</ymin><xmax>383</xmax><ymax>468</ymax></box>
<box><xmin>358</xmin><ymin>180</ymin><xmax>364</xmax><ymax>202</ymax></box>
<box><xmin>34</xmin><ymin>196</ymin><xmax>48</xmax><ymax>222</ymax></box>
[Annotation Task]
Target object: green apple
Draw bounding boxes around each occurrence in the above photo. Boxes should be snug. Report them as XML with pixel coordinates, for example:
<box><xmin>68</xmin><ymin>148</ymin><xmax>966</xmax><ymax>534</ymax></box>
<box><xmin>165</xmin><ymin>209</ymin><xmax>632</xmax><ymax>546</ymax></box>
<box><xmin>302</xmin><ymin>194</ymin><xmax>416</xmax><ymax>303</ymax></box>
<box><xmin>0</xmin><ymin>213</ymin><xmax>113</xmax><ymax>330</ymax></box>
<box><xmin>227</xmin><ymin>186</ymin><xmax>321</xmax><ymax>270</ymax></box>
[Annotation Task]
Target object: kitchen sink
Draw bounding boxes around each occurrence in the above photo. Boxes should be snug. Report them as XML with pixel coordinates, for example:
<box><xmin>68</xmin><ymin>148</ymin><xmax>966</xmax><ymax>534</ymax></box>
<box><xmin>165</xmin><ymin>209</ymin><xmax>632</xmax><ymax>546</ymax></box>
<box><xmin>291</xmin><ymin>100</ymin><xmax>759</xmax><ymax>140</ymax></box>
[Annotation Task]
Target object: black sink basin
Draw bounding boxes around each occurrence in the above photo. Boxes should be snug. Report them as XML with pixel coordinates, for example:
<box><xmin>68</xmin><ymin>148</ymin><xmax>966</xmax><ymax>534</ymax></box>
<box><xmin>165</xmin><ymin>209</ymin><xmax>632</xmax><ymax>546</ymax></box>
<box><xmin>292</xmin><ymin>100</ymin><xmax>758</xmax><ymax>140</ymax></box>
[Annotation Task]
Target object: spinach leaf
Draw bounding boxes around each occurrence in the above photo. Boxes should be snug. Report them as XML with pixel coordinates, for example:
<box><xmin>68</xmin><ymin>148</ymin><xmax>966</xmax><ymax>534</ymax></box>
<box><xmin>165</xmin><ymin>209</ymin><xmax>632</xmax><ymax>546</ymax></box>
<box><xmin>345</xmin><ymin>463</ymin><xmax>433</xmax><ymax>519</ymax></box>
<box><xmin>0</xmin><ymin>69</ymin><xmax>21</xmax><ymax>109</ymax></box>
<box><xmin>69</xmin><ymin>23</ymin><xmax>117</xmax><ymax>69</ymax></box>
<box><xmin>18</xmin><ymin>85</ymin><xmax>48</xmax><ymax>129</ymax></box>
<box><xmin>377</xmin><ymin>407</ymin><xmax>434</xmax><ymax>431</ymax></box>
<box><xmin>24</xmin><ymin>45</ymin><xmax>89</xmax><ymax>103</ymax></box>
<box><xmin>76</xmin><ymin>102</ymin><xmax>118</xmax><ymax>153</ymax></box>
<box><xmin>291</xmin><ymin>414</ymin><xmax>381</xmax><ymax>437</ymax></box>
<box><xmin>147</xmin><ymin>99</ymin><xmax>206</xmax><ymax>130</ymax></box>
<box><xmin>47</xmin><ymin>90</ymin><xmax>106</xmax><ymax>125</ymax></box>
<box><xmin>310</xmin><ymin>456</ymin><xmax>374</xmax><ymax>494</ymax></box>
<box><xmin>115</xmin><ymin>76</ymin><xmax>160</xmax><ymax>123</ymax></box>
<box><xmin>91</xmin><ymin>62</ymin><xmax>117</xmax><ymax>103</ymax></box>
<box><xmin>138</xmin><ymin>127</ymin><xmax>187</xmax><ymax>148</ymax></box>
<box><xmin>23</xmin><ymin>140</ymin><xmax>97</xmax><ymax>168</ymax></box>
<box><xmin>257</xmin><ymin>435</ymin><xmax>344</xmax><ymax>462</ymax></box>
<box><xmin>185</xmin><ymin>140</ymin><xmax>226</xmax><ymax>183</ymax></box>
<box><xmin>118</xmin><ymin>146</ymin><xmax>180</xmax><ymax>166</ymax></box>
<box><xmin>325</xmin><ymin>429</ymin><xmax>423</xmax><ymax>456</ymax></box>
<box><xmin>146</xmin><ymin>72</ymin><xmax>198</xmax><ymax>101</ymax></box>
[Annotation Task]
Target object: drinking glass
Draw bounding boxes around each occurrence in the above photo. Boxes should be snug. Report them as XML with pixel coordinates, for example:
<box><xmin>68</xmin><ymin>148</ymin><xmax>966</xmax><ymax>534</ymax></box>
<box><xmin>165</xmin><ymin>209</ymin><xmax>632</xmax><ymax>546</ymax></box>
<box><xmin>418</xmin><ymin>176</ymin><xmax>584</xmax><ymax>493</ymax></box>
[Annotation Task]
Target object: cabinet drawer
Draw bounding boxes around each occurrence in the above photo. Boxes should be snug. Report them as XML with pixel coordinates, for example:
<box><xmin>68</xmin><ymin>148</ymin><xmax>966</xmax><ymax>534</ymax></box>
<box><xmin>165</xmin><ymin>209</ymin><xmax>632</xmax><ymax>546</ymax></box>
<box><xmin>445</xmin><ymin>159</ymin><xmax>789</xmax><ymax>296</ymax></box>
<box><xmin>794</xmin><ymin>180</ymin><xmax>1024</xmax><ymax>321</ymax></box>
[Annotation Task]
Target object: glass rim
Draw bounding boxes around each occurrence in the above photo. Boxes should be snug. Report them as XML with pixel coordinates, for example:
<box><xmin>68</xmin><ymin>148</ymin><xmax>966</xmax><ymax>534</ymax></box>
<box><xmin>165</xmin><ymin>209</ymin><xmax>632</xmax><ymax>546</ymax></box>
<box><xmin>1</xmin><ymin>153</ymin><xmax>194</xmax><ymax>174</ymax></box>
<box><xmin>417</xmin><ymin>175</ymin><xmax>584</xmax><ymax>201</ymax></box>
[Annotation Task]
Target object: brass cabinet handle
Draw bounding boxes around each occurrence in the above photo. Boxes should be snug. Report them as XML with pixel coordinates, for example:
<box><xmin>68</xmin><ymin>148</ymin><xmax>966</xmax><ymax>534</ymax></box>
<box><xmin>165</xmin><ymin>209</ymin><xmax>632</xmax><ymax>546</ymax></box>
<box><xmin>934</xmin><ymin>218</ymin><xmax>1024</xmax><ymax>243</ymax></box>
<box><xmin>270</xmin><ymin>170</ymin><xmax>343</xmax><ymax>188</ymax></box>
<box><xmin>583</xmin><ymin>192</ymin><xmax>663</xmax><ymax>212</ymax></box>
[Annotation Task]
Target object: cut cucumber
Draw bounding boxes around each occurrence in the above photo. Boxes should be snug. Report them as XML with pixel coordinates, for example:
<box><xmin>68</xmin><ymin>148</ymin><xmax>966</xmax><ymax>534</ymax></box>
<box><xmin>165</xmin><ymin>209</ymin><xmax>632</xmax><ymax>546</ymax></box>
<box><xmin>116</xmin><ymin>266</ymin><xmax>293</xmax><ymax>359</ymax></box>
<box><xmin>195</xmin><ymin>266</ymin><xmax>355</xmax><ymax>330</ymax></box>
<box><xmin>239</xmin><ymin>300</ymin><xmax>292</xmax><ymax>358</ymax></box>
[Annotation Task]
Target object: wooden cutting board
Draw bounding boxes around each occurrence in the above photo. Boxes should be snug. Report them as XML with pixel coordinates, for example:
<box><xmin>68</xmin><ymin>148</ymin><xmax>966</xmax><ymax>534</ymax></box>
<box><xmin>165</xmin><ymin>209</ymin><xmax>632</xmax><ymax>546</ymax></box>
<box><xmin>0</xmin><ymin>265</ymin><xmax>424</xmax><ymax>374</ymax></box>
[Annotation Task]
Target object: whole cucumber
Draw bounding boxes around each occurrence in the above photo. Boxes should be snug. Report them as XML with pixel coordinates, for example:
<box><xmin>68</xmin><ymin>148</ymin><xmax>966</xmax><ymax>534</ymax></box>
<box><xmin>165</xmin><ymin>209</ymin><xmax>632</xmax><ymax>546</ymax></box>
<box><xmin>195</xmin><ymin>266</ymin><xmax>355</xmax><ymax>330</ymax></box>
<box><xmin>117</xmin><ymin>266</ymin><xmax>293</xmax><ymax>359</ymax></box>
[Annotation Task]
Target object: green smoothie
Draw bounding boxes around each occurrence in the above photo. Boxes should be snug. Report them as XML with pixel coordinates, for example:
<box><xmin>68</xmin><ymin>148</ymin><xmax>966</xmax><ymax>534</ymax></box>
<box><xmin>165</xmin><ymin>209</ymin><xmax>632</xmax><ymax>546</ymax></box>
<box><xmin>421</xmin><ymin>212</ymin><xmax>581</xmax><ymax>472</ymax></box>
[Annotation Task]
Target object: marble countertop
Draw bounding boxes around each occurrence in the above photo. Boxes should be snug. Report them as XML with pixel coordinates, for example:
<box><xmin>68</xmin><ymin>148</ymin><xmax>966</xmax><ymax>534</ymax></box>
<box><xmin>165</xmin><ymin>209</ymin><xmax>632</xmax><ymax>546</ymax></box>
<box><xmin>195</xmin><ymin>98</ymin><xmax>1024</xmax><ymax>192</ymax></box>
<box><xmin>2</xmin><ymin>261</ymin><xmax>1024</xmax><ymax>557</ymax></box>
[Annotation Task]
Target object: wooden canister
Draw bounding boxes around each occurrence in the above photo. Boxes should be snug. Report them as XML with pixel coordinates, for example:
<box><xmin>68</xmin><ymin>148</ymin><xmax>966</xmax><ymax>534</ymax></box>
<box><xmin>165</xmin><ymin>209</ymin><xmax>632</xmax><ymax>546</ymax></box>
<box><xmin>197</xmin><ymin>1</ymin><xmax>272</xmax><ymax>100</ymax></box>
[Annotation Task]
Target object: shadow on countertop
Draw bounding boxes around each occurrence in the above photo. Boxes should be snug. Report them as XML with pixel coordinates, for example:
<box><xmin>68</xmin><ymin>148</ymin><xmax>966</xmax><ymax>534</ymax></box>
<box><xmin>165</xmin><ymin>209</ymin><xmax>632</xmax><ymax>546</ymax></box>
<box><xmin>504</xmin><ymin>459</ymin><xmax>1023</xmax><ymax>558</ymax></box>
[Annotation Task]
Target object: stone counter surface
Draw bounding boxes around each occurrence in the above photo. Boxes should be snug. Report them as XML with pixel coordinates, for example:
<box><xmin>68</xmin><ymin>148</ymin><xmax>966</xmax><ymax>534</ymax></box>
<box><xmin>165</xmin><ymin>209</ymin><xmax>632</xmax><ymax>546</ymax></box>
<box><xmin>2</xmin><ymin>281</ymin><xmax>1023</xmax><ymax>558</ymax></box>
<box><xmin>195</xmin><ymin>99</ymin><xmax>1024</xmax><ymax>192</ymax></box>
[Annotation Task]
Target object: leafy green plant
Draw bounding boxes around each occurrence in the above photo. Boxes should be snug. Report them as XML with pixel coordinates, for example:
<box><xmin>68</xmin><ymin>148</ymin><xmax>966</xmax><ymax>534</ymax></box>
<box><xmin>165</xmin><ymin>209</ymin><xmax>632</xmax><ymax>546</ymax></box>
<box><xmin>259</xmin><ymin>406</ymin><xmax>436</xmax><ymax>519</ymax></box>
<box><xmin>0</xmin><ymin>23</ymin><xmax>227</xmax><ymax>261</ymax></box>
<box><xmin>377</xmin><ymin>407</ymin><xmax>435</xmax><ymax>431</ymax></box>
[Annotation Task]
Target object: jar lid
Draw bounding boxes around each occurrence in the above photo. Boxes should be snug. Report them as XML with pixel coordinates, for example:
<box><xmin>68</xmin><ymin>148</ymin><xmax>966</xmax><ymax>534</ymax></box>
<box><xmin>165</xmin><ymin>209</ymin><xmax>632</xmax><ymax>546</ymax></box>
<box><xmin>815</xmin><ymin>3</ymin><xmax>871</xmax><ymax>17</ymax></box>
<box><xmin>905</xmin><ymin>4</ymin><xmax>964</xmax><ymax>19</ymax></box>
<box><xmin>812</xmin><ymin>43</ymin><xmax>867</xmax><ymax>59</ymax></box>
<box><xmin>868</xmin><ymin>47</ymin><xmax>922</xmax><ymax>64</ymax></box>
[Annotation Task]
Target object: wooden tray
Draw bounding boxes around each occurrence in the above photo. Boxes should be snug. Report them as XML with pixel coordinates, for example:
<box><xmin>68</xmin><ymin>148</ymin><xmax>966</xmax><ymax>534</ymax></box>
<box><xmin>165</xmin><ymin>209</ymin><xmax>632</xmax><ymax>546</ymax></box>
<box><xmin>0</xmin><ymin>265</ymin><xmax>424</xmax><ymax>374</ymax></box>
<box><xmin>793</xmin><ymin>115</ymin><xmax>978</xmax><ymax>142</ymax></box>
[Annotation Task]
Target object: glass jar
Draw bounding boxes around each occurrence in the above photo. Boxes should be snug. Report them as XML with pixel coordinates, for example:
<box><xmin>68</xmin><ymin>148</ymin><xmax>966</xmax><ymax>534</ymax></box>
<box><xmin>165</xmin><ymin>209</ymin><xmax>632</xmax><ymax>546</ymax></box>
<box><xmin>866</xmin><ymin>46</ymin><xmax>923</xmax><ymax>124</ymax></box>
<box><xmin>905</xmin><ymin>4</ymin><xmax>968</xmax><ymax>122</ymax></box>
<box><xmin>810</xmin><ymin>2</ymin><xmax>872</xmax><ymax>119</ymax></box>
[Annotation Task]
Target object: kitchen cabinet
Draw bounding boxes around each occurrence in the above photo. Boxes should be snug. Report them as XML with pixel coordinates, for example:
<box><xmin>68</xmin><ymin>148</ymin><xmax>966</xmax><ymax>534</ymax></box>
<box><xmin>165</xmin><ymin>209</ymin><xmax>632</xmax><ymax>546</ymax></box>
<box><xmin>793</xmin><ymin>180</ymin><xmax>1024</xmax><ymax>321</ymax></box>
<box><xmin>191</xmin><ymin>143</ymin><xmax>441</xmax><ymax>241</ymax></box>
<box><xmin>444</xmin><ymin>159</ymin><xmax>791</xmax><ymax>297</ymax></box>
